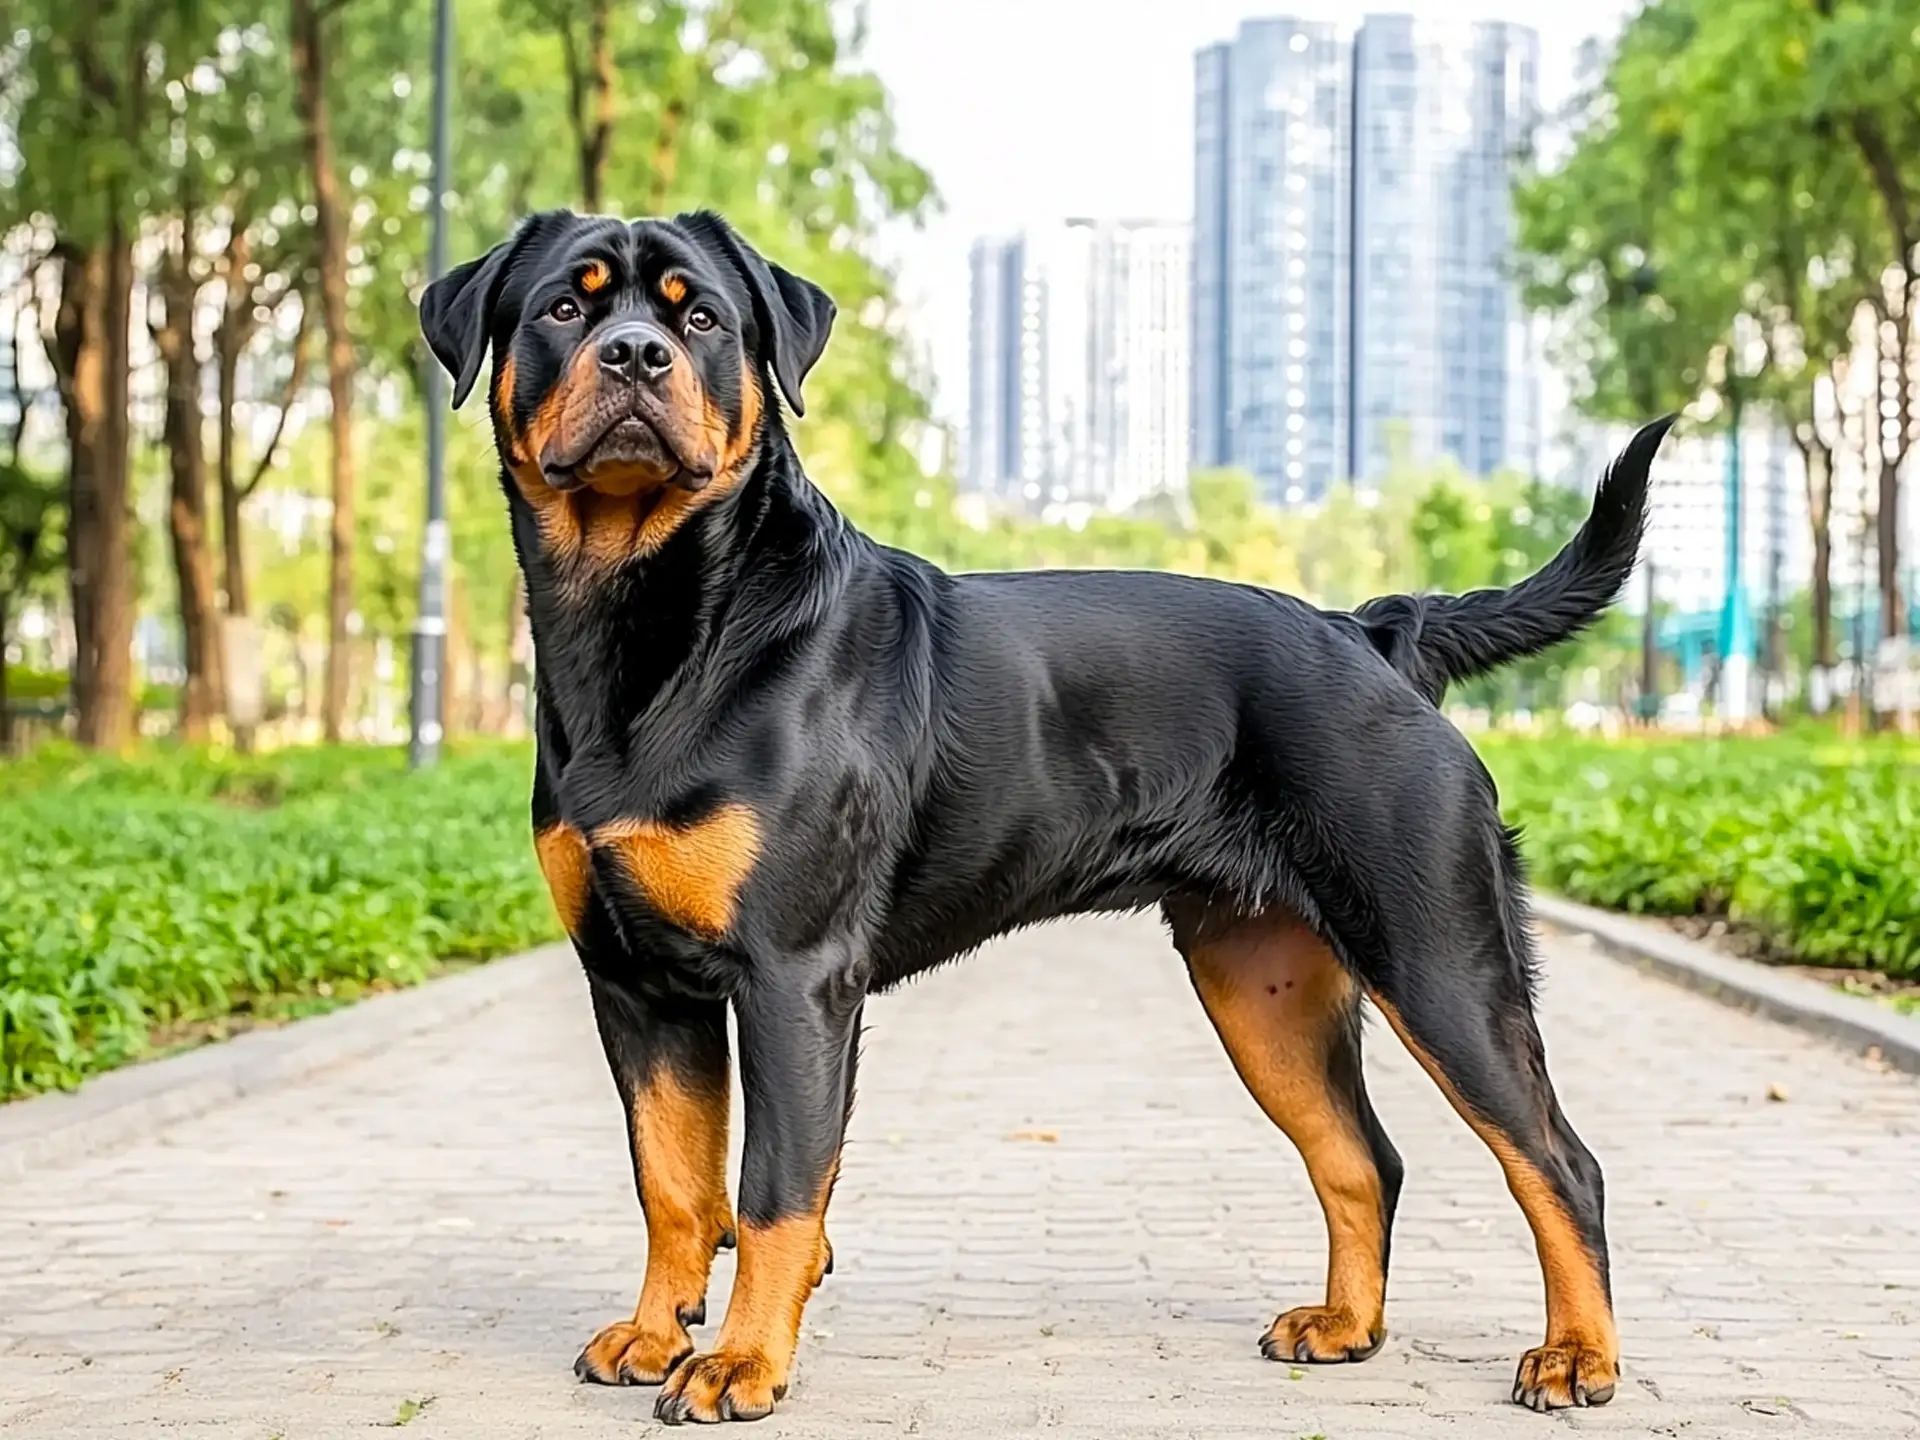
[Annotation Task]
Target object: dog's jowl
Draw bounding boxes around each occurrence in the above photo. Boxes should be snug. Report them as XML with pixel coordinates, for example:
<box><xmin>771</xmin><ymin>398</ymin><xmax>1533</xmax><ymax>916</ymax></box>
<box><xmin>422</xmin><ymin>207</ymin><xmax>1672</xmax><ymax>1423</ymax></box>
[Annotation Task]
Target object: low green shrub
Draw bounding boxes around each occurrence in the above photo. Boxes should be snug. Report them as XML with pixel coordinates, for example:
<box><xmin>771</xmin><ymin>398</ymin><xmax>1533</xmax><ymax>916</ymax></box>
<box><xmin>1478</xmin><ymin>731</ymin><xmax>1920</xmax><ymax>978</ymax></box>
<box><xmin>0</xmin><ymin>743</ymin><xmax>556</xmax><ymax>1097</ymax></box>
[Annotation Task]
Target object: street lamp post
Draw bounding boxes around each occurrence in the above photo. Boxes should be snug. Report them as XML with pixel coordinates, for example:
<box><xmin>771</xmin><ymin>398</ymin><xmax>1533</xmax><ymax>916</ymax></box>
<box><xmin>408</xmin><ymin>0</ymin><xmax>453</xmax><ymax>769</ymax></box>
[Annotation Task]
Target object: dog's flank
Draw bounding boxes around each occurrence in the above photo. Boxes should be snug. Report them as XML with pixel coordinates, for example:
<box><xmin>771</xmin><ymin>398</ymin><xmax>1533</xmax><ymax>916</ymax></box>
<box><xmin>1352</xmin><ymin>415</ymin><xmax>1675</xmax><ymax>704</ymax></box>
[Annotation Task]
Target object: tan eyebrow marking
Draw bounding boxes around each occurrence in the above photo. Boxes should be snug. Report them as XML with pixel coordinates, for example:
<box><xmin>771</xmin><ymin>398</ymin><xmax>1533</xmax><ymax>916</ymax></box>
<box><xmin>660</xmin><ymin>272</ymin><xmax>688</xmax><ymax>305</ymax></box>
<box><xmin>581</xmin><ymin>259</ymin><xmax>612</xmax><ymax>294</ymax></box>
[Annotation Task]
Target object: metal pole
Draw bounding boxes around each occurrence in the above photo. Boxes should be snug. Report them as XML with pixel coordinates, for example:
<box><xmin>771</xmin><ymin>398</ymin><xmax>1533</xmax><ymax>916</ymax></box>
<box><xmin>409</xmin><ymin>0</ymin><xmax>453</xmax><ymax>769</ymax></box>
<box><xmin>1639</xmin><ymin>559</ymin><xmax>1659</xmax><ymax>726</ymax></box>
<box><xmin>1766</xmin><ymin>434</ymin><xmax>1784</xmax><ymax>718</ymax></box>
<box><xmin>1717</xmin><ymin>391</ymin><xmax>1755</xmax><ymax>723</ymax></box>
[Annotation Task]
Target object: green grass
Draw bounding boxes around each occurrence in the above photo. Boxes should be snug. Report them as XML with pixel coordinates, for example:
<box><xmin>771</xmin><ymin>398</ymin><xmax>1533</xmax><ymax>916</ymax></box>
<box><xmin>1477</xmin><ymin>730</ymin><xmax>1920</xmax><ymax>979</ymax></box>
<box><xmin>8</xmin><ymin>729</ymin><xmax>1913</xmax><ymax>1097</ymax></box>
<box><xmin>0</xmin><ymin>742</ymin><xmax>557</xmax><ymax>1099</ymax></box>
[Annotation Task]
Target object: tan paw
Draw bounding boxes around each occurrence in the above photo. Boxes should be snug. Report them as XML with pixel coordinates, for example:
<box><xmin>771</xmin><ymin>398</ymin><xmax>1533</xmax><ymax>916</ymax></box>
<box><xmin>573</xmin><ymin>1318</ymin><xmax>694</xmax><ymax>1387</ymax></box>
<box><xmin>1512</xmin><ymin>1341</ymin><xmax>1618</xmax><ymax>1410</ymax></box>
<box><xmin>1259</xmin><ymin>1304</ymin><xmax>1385</xmax><ymax>1363</ymax></box>
<box><xmin>654</xmin><ymin>1349</ymin><xmax>785</xmax><ymax>1424</ymax></box>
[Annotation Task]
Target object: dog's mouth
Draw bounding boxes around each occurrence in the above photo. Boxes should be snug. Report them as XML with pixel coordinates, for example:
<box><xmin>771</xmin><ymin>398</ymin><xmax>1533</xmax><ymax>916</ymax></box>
<box><xmin>544</xmin><ymin>413</ymin><xmax>711</xmax><ymax>498</ymax></box>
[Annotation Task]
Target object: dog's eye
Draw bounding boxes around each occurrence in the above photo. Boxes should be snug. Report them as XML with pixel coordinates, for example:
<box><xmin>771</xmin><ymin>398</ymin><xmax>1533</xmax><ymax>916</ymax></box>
<box><xmin>686</xmin><ymin>305</ymin><xmax>718</xmax><ymax>334</ymax></box>
<box><xmin>547</xmin><ymin>296</ymin><xmax>582</xmax><ymax>324</ymax></box>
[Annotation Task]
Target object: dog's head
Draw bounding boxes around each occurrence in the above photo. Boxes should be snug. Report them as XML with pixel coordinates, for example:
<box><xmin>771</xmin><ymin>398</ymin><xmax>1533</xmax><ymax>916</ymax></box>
<box><xmin>421</xmin><ymin>210</ymin><xmax>834</xmax><ymax>559</ymax></box>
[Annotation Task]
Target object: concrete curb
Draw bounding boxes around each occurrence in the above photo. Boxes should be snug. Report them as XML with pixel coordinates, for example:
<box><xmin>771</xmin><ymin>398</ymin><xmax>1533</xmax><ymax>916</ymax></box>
<box><xmin>0</xmin><ymin>944</ymin><xmax>573</xmax><ymax>1181</ymax></box>
<box><xmin>1533</xmin><ymin>893</ymin><xmax>1920</xmax><ymax>1076</ymax></box>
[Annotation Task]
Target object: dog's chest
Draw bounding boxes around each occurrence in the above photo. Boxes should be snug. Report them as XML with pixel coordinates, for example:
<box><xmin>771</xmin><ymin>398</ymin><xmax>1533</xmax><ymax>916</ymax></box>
<box><xmin>535</xmin><ymin>803</ymin><xmax>762</xmax><ymax>943</ymax></box>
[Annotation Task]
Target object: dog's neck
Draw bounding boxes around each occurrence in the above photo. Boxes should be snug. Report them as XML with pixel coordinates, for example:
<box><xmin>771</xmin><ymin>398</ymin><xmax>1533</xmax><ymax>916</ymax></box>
<box><xmin>515</xmin><ymin>427</ymin><xmax>856</xmax><ymax>758</ymax></box>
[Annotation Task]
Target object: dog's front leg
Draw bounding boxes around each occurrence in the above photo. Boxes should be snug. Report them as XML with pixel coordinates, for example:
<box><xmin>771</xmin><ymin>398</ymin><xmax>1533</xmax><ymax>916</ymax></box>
<box><xmin>655</xmin><ymin>950</ymin><xmax>865</xmax><ymax>1425</ymax></box>
<box><xmin>574</xmin><ymin>974</ymin><xmax>735</xmax><ymax>1387</ymax></box>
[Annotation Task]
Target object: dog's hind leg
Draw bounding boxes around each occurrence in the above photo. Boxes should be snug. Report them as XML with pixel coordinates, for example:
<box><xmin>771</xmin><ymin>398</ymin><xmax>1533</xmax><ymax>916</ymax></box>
<box><xmin>1173</xmin><ymin>906</ymin><xmax>1404</xmax><ymax>1364</ymax></box>
<box><xmin>1369</xmin><ymin>931</ymin><xmax>1615</xmax><ymax>1411</ymax></box>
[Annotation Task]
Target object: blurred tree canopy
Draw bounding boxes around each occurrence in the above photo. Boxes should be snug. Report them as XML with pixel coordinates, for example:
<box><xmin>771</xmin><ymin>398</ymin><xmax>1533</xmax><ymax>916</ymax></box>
<box><xmin>1515</xmin><ymin>0</ymin><xmax>1920</xmax><ymax>679</ymax></box>
<box><xmin>0</xmin><ymin>1</ymin><xmax>1650</xmax><ymax>751</ymax></box>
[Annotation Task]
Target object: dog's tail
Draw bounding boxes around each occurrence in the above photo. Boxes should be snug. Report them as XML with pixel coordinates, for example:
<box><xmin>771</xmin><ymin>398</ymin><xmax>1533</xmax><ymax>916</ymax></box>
<box><xmin>1352</xmin><ymin>415</ymin><xmax>1675</xmax><ymax>704</ymax></box>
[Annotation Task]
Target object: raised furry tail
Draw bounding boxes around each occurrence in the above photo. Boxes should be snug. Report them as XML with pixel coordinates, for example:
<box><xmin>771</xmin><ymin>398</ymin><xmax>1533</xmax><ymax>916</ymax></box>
<box><xmin>1354</xmin><ymin>415</ymin><xmax>1676</xmax><ymax>704</ymax></box>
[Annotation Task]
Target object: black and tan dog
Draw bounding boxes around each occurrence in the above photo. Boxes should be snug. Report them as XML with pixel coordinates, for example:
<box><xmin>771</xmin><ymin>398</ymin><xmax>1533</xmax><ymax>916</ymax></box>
<box><xmin>421</xmin><ymin>209</ymin><xmax>1671</xmax><ymax>1424</ymax></box>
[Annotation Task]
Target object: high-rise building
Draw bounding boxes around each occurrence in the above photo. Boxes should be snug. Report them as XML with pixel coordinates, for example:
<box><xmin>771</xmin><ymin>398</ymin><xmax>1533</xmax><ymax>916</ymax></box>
<box><xmin>1350</xmin><ymin>16</ymin><xmax>1538</xmax><ymax>482</ymax></box>
<box><xmin>967</xmin><ymin>221</ymin><xmax>1191</xmax><ymax>512</ymax></box>
<box><xmin>1192</xmin><ymin>14</ymin><xmax>1539</xmax><ymax>502</ymax></box>
<box><xmin>1193</xmin><ymin>19</ymin><xmax>1351</xmax><ymax>503</ymax></box>
<box><xmin>966</xmin><ymin>235</ymin><xmax>1048</xmax><ymax>502</ymax></box>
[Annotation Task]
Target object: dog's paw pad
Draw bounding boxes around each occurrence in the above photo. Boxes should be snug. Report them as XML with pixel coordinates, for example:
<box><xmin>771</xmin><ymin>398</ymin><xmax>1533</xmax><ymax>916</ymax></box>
<box><xmin>1512</xmin><ymin>1342</ymin><xmax>1617</xmax><ymax>1410</ymax></box>
<box><xmin>574</xmin><ymin>1319</ymin><xmax>693</xmax><ymax>1387</ymax></box>
<box><xmin>1260</xmin><ymin>1305</ymin><xmax>1384</xmax><ymax>1364</ymax></box>
<box><xmin>654</xmin><ymin>1349</ymin><xmax>785</xmax><ymax>1424</ymax></box>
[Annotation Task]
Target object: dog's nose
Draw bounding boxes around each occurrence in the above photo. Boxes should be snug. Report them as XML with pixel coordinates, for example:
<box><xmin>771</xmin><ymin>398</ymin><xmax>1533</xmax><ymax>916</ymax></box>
<box><xmin>597</xmin><ymin>323</ymin><xmax>675</xmax><ymax>384</ymax></box>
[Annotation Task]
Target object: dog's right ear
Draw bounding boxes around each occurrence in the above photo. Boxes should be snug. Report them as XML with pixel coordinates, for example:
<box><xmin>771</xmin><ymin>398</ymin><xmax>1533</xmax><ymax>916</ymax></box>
<box><xmin>420</xmin><ymin>211</ymin><xmax>568</xmax><ymax>409</ymax></box>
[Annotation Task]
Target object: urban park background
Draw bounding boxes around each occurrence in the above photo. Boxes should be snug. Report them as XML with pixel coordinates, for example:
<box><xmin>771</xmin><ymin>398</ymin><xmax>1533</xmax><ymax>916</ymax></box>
<box><xmin>1</xmin><ymin>0</ymin><xmax>1916</xmax><ymax>1100</ymax></box>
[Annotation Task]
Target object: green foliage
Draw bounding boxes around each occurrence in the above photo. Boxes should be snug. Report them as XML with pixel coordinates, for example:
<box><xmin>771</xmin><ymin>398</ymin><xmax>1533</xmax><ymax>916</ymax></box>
<box><xmin>1514</xmin><ymin>0</ymin><xmax>1913</xmax><ymax>427</ymax></box>
<box><xmin>1481</xmin><ymin>732</ymin><xmax>1920</xmax><ymax>977</ymax></box>
<box><xmin>0</xmin><ymin>454</ymin><xmax>62</xmax><ymax>605</ymax></box>
<box><xmin>0</xmin><ymin>743</ymin><xmax>556</xmax><ymax>1097</ymax></box>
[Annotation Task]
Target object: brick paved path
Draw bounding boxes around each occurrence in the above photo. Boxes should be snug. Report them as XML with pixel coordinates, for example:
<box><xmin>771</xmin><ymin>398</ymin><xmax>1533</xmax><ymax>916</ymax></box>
<box><xmin>3</xmin><ymin>916</ymin><xmax>1917</xmax><ymax>1439</ymax></box>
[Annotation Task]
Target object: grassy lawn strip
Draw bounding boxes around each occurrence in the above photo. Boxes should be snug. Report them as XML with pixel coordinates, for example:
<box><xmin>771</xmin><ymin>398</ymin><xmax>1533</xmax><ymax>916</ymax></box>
<box><xmin>1478</xmin><ymin>731</ymin><xmax>1920</xmax><ymax>983</ymax></box>
<box><xmin>1</xmin><ymin>742</ymin><xmax>556</xmax><ymax>1099</ymax></box>
<box><xmin>8</xmin><ymin>730</ymin><xmax>1913</xmax><ymax>1097</ymax></box>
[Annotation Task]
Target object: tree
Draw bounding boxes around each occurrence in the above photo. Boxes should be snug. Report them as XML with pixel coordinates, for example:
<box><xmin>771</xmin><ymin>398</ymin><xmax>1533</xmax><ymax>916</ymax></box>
<box><xmin>1</xmin><ymin>286</ymin><xmax>64</xmax><ymax>752</ymax></box>
<box><xmin>152</xmin><ymin>205</ymin><xmax>228</xmax><ymax>739</ymax></box>
<box><xmin>291</xmin><ymin>0</ymin><xmax>359</xmax><ymax>742</ymax></box>
<box><xmin>12</xmin><ymin>4</ymin><xmax>177</xmax><ymax>749</ymax></box>
<box><xmin>1512</xmin><ymin>1</ymin><xmax>1732</xmax><ymax>428</ymax></box>
<box><xmin>214</xmin><ymin>253</ymin><xmax>308</xmax><ymax>626</ymax></box>
<box><xmin>1807</xmin><ymin>0</ymin><xmax>1920</xmax><ymax>642</ymax></box>
<box><xmin>1514</xmin><ymin>0</ymin><xmax>1920</xmax><ymax>698</ymax></box>
<box><xmin>1670</xmin><ymin>0</ymin><xmax>1875</xmax><ymax>680</ymax></box>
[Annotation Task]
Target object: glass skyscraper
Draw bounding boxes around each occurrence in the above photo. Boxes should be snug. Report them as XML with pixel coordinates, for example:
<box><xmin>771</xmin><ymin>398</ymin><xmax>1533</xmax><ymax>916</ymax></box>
<box><xmin>966</xmin><ymin>236</ymin><xmax>1048</xmax><ymax>502</ymax></box>
<box><xmin>1192</xmin><ymin>15</ymin><xmax>1539</xmax><ymax>502</ymax></box>
<box><xmin>1194</xmin><ymin>19</ymin><xmax>1351</xmax><ymax>503</ymax></box>
<box><xmin>967</xmin><ymin>223</ymin><xmax>1191</xmax><ymax>512</ymax></box>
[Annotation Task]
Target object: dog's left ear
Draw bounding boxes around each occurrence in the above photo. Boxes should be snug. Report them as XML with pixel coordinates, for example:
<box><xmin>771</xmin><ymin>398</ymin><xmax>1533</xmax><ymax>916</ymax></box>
<box><xmin>420</xmin><ymin>210</ymin><xmax>570</xmax><ymax>408</ymax></box>
<box><xmin>677</xmin><ymin>211</ymin><xmax>836</xmax><ymax>417</ymax></box>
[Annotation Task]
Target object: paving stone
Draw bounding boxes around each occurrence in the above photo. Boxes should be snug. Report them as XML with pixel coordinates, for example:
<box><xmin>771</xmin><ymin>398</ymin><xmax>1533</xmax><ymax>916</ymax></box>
<box><xmin>0</xmin><ymin>913</ymin><xmax>1915</xmax><ymax>1437</ymax></box>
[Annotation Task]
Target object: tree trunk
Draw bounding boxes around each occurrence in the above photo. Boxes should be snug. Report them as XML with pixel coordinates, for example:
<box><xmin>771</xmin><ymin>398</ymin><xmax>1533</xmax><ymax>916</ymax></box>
<box><xmin>0</xmin><ymin>589</ymin><xmax>11</xmax><ymax>754</ymax></box>
<box><xmin>505</xmin><ymin>570</ymin><xmax>531</xmax><ymax>737</ymax></box>
<box><xmin>1850</xmin><ymin>113</ymin><xmax>1913</xmax><ymax>643</ymax></box>
<box><xmin>1877</xmin><ymin>452</ymin><xmax>1902</xmax><ymax>641</ymax></box>
<box><xmin>294</xmin><ymin>0</ymin><xmax>357</xmax><ymax>743</ymax></box>
<box><xmin>443</xmin><ymin>564</ymin><xmax>464</xmax><ymax>740</ymax></box>
<box><xmin>561</xmin><ymin>0</ymin><xmax>615</xmax><ymax>210</ymax></box>
<box><xmin>215</xmin><ymin>224</ymin><xmax>256</xmax><ymax>621</ymax></box>
<box><xmin>52</xmin><ymin>227</ymin><xmax>137</xmax><ymax>752</ymax></box>
<box><xmin>1797</xmin><ymin>431</ymin><xmax>1837</xmax><ymax>672</ymax></box>
<box><xmin>1875</xmin><ymin>288</ymin><xmax>1911</xmax><ymax>643</ymax></box>
<box><xmin>156</xmin><ymin>230</ymin><xmax>226</xmax><ymax>741</ymax></box>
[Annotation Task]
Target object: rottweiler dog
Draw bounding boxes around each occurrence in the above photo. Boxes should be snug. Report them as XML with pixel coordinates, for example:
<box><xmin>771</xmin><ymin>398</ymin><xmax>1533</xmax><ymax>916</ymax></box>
<box><xmin>421</xmin><ymin>208</ymin><xmax>1672</xmax><ymax>1424</ymax></box>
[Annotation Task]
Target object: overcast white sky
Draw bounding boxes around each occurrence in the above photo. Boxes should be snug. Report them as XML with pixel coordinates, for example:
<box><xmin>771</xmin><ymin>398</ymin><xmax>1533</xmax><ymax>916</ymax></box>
<box><xmin>858</xmin><ymin>0</ymin><xmax>1637</xmax><ymax>432</ymax></box>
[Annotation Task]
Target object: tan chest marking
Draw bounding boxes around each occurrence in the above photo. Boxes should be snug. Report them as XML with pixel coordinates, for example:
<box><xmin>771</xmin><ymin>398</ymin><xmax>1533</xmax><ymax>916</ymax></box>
<box><xmin>594</xmin><ymin>806</ymin><xmax>761</xmax><ymax>939</ymax></box>
<box><xmin>534</xmin><ymin>822</ymin><xmax>593</xmax><ymax>936</ymax></box>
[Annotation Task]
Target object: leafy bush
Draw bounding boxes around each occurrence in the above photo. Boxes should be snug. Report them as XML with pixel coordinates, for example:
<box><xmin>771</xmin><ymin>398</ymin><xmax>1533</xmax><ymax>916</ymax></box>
<box><xmin>1478</xmin><ymin>731</ymin><xmax>1920</xmax><ymax>978</ymax></box>
<box><xmin>0</xmin><ymin>743</ymin><xmax>556</xmax><ymax>1097</ymax></box>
